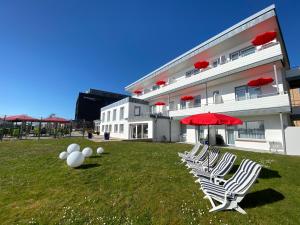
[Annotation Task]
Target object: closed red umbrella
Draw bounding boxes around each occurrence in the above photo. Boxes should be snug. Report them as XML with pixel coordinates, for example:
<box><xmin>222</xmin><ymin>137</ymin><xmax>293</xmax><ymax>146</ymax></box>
<box><xmin>156</xmin><ymin>80</ymin><xmax>166</xmax><ymax>86</ymax></box>
<box><xmin>155</xmin><ymin>102</ymin><xmax>166</xmax><ymax>106</ymax></box>
<box><xmin>194</xmin><ymin>61</ymin><xmax>209</xmax><ymax>69</ymax></box>
<box><xmin>181</xmin><ymin>112</ymin><xmax>243</xmax><ymax>170</ymax></box>
<box><xmin>251</xmin><ymin>31</ymin><xmax>277</xmax><ymax>46</ymax></box>
<box><xmin>247</xmin><ymin>77</ymin><xmax>274</xmax><ymax>87</ymax></box>
<box><xmin>181</xmin><ymin>96</ymin><xmax>194</xmax><ymax>101</ymax></box>
<box><xmin>6</xmin><ymin>114</ymin><xmax>39</xmax><ymax>122</ymax></box>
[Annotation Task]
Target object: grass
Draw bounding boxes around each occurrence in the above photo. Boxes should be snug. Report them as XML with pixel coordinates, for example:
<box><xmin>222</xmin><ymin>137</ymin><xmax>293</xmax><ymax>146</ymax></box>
<box><xmin>0</xmin><ymin>138</ymin><xmax>299</xmax><ymax>225</ymax></box>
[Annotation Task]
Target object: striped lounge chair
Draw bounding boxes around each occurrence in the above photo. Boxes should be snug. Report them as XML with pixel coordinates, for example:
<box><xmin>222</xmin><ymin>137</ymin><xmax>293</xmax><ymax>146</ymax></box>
<box><xmin>199</xmin><ymin>159</ymin><xmax>262</xmax><ymax>214</ymax></box>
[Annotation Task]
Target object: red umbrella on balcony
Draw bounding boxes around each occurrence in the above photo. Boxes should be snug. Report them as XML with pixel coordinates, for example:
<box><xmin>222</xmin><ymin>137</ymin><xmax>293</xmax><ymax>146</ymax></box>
<box><xmin>181</xmin><ymin>96</ymin><xmax>194</xmax><ymax>101</ymax></box>
<box><xmin>181</xmin><ymin>112</ymin><xmax>243</xmax><ymax>170</ymax></box>
<box><xmin>251</xmin><ymin>31</ymin><xmax>277</xmax><ymax>46</ymax></box>
<box><xmin>155</xmin><ymin>102</ymin><xmax>166</xmax><ymax>106</ymax></box>
<box><xmin>133</xmin><ymin>90</ymin><xmax>142</xmax><ymax>95</ymax></box>
<box><xmin>6</xmin><ymin>114</ymin><xmax>39</xmax><ymax>122</ymax></box>
<box><xmin>194</xmin><ymin>60</ymin><xmax>209</xmax><ymax>69</ymax></box>
<box><xmin>156</xmin><ymin>80</ymin><xmax>166</xmax><ymax>86</ymax></box>
<box><xmin>247</xmin><ymin>77</ymin><xmax>274</xmax><ymax>87</ymax></box>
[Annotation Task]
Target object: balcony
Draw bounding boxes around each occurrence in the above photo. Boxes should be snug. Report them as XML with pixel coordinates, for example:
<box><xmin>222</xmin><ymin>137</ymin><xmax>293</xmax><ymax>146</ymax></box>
<box><xmin>169</xmin><ymin>93</ymin><xmax>290</xmax><ymax>118</ymax></box>
<box><xmin>137</xmin><ymin>43</ymin><xmax>283</xmax><ymax>100</ymax></box>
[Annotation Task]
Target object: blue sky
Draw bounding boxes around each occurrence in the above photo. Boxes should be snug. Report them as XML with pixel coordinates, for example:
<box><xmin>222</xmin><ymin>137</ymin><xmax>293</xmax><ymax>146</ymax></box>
<box><xmin>0</xmin><ymin>0</ymin><xmax>299</xmax><ymax>119</ymax></box>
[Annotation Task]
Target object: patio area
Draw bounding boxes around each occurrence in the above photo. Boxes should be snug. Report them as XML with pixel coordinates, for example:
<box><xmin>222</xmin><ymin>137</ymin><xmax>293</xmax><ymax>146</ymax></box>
<box><xmin>0</xmin><ymin>138</ymin><xmax>299</xmax><ymax>224</ymax></box>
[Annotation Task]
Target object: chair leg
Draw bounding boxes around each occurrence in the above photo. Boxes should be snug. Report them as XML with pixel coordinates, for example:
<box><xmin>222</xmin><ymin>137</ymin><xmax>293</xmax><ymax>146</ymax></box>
<box><xmin>234</xmin><ymin>205</ymin><xmax>247</xmax><ymax>214</ymax></box>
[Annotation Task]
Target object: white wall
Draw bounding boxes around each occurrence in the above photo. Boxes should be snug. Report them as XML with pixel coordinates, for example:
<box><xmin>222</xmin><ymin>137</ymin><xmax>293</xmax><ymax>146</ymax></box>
<box><xmin>285</xmin><ymin>127</ymin><xmax>300</xmax><ymax>155</ymax></box>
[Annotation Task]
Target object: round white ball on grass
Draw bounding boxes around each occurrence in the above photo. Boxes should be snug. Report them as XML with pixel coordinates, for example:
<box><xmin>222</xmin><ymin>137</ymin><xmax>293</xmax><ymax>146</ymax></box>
<box><xmin>82</xmin><ymin>147</ymin><xmax>93</xmax><ymax>157</ymax></box>
<box><xmin>67</xmin><ymin>143</ymin><xmax>80</xmax><ymax>154</ymax></box>
<box><xmin>59</xmin><ymin>151</ymin><xmax>68</xmax><ymax>160</ymax></box>
<box><xmin>67</xmin><ymin>151</ymin><xmax>85</xmax><ymax>168</ymax></box>
<box><xmin>97</xmin><ymin>147</ymin><xmax>104</xmax><ymax>154</ymax></box>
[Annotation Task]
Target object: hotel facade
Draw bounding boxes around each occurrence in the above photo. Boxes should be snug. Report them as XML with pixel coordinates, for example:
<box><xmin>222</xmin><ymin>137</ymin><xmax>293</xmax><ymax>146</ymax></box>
<box><xmin>99</xmin><ymin>5</ymin><xmax>300</xmax><ymax>153</ymax></box>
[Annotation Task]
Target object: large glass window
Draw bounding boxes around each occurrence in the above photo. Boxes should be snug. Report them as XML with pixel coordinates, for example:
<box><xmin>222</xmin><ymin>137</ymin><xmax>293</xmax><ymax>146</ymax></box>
<box><xmin>119</xmin><ymin>107</ymin><xmax>124</xmax><ymax>120</ymax></box>
<box><xmin>169</xmin><ymin>101</ymin><xmax>175</xmax><ymax>110</ymax></box>
<box><xmin>114</xmin><ymin>124</ymin><xmax>118</xmax><ymax>133</ymax></box>
<box><xmin>107</xmin><ymin>111</ymin><xmax>111</xmax><ymax>122</ymax></box>
<box><xmin>102</xmin><ymin>112</ymin><xmax>105</xmax><ymax>122</ymax></box>
<box><xmin>230</xmin><ymin>46</ymin><xmax>256</xmax><ymax>61</ymax></box>
<box><xmin>119</xmin><ymin>124</ymin><xmax>124</xmax><ymax>133</ymax></box>
<box><xmin>113</xmin><ymin>109</ymin><xmax>117</xmax><ymax>121</ymax></box>
<box><xmin>194</xmin><ymin>95</ymin><xmax>201</xmax><ymax>107</ymax></box>
<box><xmin>238</xmin><ymin>121</ymin><xmax>265</xmax><ymax>139</ymax></box>
<box><xmin>235</xmin><ymin>85</ymin><xmax>261</xmax><ymax>101</ymax></box>
<box><xmin>102</xmin><ymin>125</ymin><xmax>105</xmax><ymax>132</ymax></box>
<box><xmin>134</xmin><ymin>106</ymin><xmax>141</xmax><ymax>116</ymax></box>
<box><xmin>197</xmin><ymin>126</ymin><xmax>205</xmax><ymax>143</ymax></box>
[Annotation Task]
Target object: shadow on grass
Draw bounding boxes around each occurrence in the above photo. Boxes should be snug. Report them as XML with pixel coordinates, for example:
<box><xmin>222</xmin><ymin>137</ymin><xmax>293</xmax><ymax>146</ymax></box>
<box><xmin>228</xmin><ymin>165</ymin><xmax>281</xmax><ymax>179</ymax></box>
<box><xmin>241</xmin><ymin>188</ymin><xmax>284</xmax><ymax>209</ymax></box>
<box><xmin>76</xmin><ymin>163</ymin><xmax>100</xmax><ymax>169</ymax></box>
<box><xmin>90</xmin><ymin>156</ymin><xmax>101</xmax><ymax>158</ymax></box>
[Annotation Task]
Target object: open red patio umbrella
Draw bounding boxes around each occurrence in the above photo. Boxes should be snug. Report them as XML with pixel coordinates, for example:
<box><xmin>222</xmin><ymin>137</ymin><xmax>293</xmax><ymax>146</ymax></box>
<box><xmin>251</xmin><ymin>31</ymin><xmax>277</xmax><ymax>46</ymax></box>
<box><xmin>156</xmin><ymin>80</ymin><xmax>166</xmax><ymax>86</ymax></box>
<box><xmin>155</xmin><ymin>102</ymin><xmax>166</xmax><ymax>106</ymax></box>
<box><xmin>42</xmin><ymin>116</ymin><xmax>70</xmax><ymax>123</ymax></box>
<box><xmin>247</xmin><ymin>77</ymin><xmax>274</xmax><ymax>87</ymax></box>
<box><xmin>194</xmin><ymin>60</ymin><xmax>209</xmax><ymax>69</ymax></box>
<box><xmin>133</xmin><ymin>90</ymin><xmax>142</xmax><ymax>95</ymax></box>
<box><xmin>181</xmin><ymin>112</ymin><xmax>243</xmax><ymax>169</ymax></box>
<box><xmin>181</xmin><ymin>96</ymin><xmax>194</xmax><ymax>101</ymax></box>
<box><xmin>5</xmin><ymin>114</ymin><xmax>39</xmax><ymax>122</ymax></box>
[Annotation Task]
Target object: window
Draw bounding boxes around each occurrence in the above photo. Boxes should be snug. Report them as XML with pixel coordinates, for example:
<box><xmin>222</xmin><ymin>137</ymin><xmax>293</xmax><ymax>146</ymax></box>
<box><xmin>169</xmin><ymin>101</ymin><xmax>175</xmax><ymax>110</ymax></box>
<box><xmin>238</xmin><ymin>121</ymin><xmax>265</xmax><ymax>139</ymax></box>
<box><xmin>197</xmin><ymin>126</ymin><xmax>205</xmax><ymax>143</ymax></box>
<box><xmin>107</xmin><ymin>111</ymin><xmax>111</xmax><ymax>122</ymax></box>
<box><xmin>230</xmin><ymin>46</ymin><xmax>256</xmax><ymax>61</ymax></box>
<box><xmin>230</xmin><ymin>51</ymin><xmax>239</xmax><ymax>61</ymax></box>
<box><xmin>105</xmin><ymin>125</ymin><xmax>108</xmax><ymax>132</ymax></box>
<box><xmin>119</xmin><ymin>107</ymin><xmax>124</xmax><ymax>120</ymax></box>
<box><xmin>150</xmin><ymin>105</ymin><xmax>156</xmax><ymax>114</ymax></box>
<box><xmin>102</xmin><ymin>112</ymin><xmax>105</xmax><ymax>122</ymax></box>
<box><xmin>235</xmin><ymin>85</ymin><xmax>261</xmax><ymax>101</ymax></box>
<box><xmin>114</xmin><ymin>124</ymin><xmax>118</xmax><ymax>133</ymax></box>
<box><xmin>102</xmin><ymin>125</ymin><xmax>105</xmax><ymax>132</ymax></box>
<box><xmin>134</xmin><ymin>106</ymin><xmax>141</xmax><ymax>116</ymax></box>
<box><xmin>240</xmin><ymin>46</ymin><xmax>255</xmax><ymax>57</ymax></box>
<box><xmin>185</xmin><ymin>68</ymin><xmax>199</xmax><ymax>77</ymax></box>
<box><xmin>212</xmin><ymin>58</ymin><xmax>220</xmax><ymax>68</ymax></box>
<box><xmin>119</xmin><ymin>124</ymin><xmax>124</xmax><ymax>133</ymax></box>
<box><xmin>152</xmin><ymin>85</ymin><xmax>159</xmax><ymax>91</ymax></box>
<box><xmin>109</xmin><ymin>125</ymin><xmax>112</xmax><ymax>132</ymax></box>
<box><xmin>113</xmin><ymin>109</ymin><xmax>117</xmax><ymax>121</ymax></box>
<box><xmin>194</xmin><ymin>95</ymin><xmax>201</xmax><ymax>107</ymax></box>
<box><xmin>213</xmin><ymin>91</ymin><xmax>220</xmax><ymax>104</ymax></box>
<box><xmin>180</xmin><ymin>100</ymin><xmax>186</xmax><ymax>109</ymax></box>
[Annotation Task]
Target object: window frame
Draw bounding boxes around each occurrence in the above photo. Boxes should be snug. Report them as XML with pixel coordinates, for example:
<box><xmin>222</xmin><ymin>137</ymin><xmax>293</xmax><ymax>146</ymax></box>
<box><xmin>134</xmin><ymin>106</ymin><xmax>141</xmax><ymax>116</ymax></box>
<box><xmin>237</xmin><ymin>120</ymin><xmax>265</xmax><ymax>140</ymax></box>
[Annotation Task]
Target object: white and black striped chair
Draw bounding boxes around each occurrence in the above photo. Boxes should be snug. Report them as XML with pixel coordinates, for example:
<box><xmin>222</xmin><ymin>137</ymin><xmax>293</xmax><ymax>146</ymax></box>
<box><xmin>200</xmin><ymin>159</ymin><xmax>262</xmax><ymax>214</ymax></box>
<box><xmin>192</xmin><ymin>152</ymin><xmax>237</xmax><ymax>183</ymax></box>
<box><xmin>186</xmin><ymin>147</ymin><xmax>220</xmax><ymax>170</ymax></box>
<box><xmin>182</xmin><ymin>144</ymin><xmax>208</xmax><ymax>163</ymax></box>
<box><xmin>178</xmin><ymin>142</ymin><xmax>202</xmax><ymax>162</ymax></box>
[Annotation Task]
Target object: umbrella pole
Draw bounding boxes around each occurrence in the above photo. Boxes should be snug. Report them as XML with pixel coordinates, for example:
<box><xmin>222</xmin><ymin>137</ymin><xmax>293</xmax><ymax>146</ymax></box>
<box><xmin>38</xmin><ymin>118</ymin><xmax>42</xmax><ymax>140</ymax></box>
<box><xmin>207</xmin><ymin>125</ymin><xmax>210</xmax><ymax>171</ymax></box>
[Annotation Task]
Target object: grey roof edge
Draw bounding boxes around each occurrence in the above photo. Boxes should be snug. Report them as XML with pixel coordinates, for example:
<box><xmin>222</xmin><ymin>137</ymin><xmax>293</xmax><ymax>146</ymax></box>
<box><xmin>125</xmin><ymin>4</ymin><xmax>276</xmax><ymax>90</ymax></box>
<box><xmin>101</xmin><ymin>97</ymin><xmax>149</xmax><ymax>111</ymax></box>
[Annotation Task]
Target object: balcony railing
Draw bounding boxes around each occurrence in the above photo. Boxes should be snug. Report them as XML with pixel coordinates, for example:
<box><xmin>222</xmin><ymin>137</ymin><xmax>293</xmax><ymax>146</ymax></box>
<box><xmin>134</xmin><ymin>41</ymin><xmax>279</xmax><ymax>98</ymax></box>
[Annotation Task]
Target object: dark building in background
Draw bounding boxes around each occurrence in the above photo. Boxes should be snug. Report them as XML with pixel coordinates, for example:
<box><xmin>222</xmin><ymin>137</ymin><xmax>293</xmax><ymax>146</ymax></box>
<box><xmin>75</xmin><ymin>89</ymin><xmax>128</xmax><ymax>122</ymax></box>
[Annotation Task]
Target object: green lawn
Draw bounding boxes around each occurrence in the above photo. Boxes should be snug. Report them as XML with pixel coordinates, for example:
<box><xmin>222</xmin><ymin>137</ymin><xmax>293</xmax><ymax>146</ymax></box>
<box><xmin>0</xmin><ymin>139</ymin><xmax>299</xmax><ymax>225</ymax></box>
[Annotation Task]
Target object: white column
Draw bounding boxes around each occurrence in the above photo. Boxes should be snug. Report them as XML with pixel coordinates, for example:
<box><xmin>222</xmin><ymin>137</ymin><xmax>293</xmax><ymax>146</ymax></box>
<box><xmin>279</xmin><ymin>112</ymin><xmax>287</xmax><ymax>154</ymax></box>
<box><xmin>273</xmin><ymin>64</ymin><xmax>279</xmax><ymax>94</ymax></box>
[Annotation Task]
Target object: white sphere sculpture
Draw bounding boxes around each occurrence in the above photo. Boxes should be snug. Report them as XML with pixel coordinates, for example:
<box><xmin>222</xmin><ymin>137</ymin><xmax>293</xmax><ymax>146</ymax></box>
<box><xmin>59</xmin><ymin>151</ymin><xmax>68</xmax><ymax>160</ymax></box>
<box><xmin>67</xmin><ymin>151</ymin><xmax>85</xmax><ymax>168</ymax></box>
<box><xmin>67</xmin><ymin>143</ymin><xmax>80</xmax><ymax>154</ymax></box>
<box><xmin>82</xmin><ymin>147</ymin><xmax>93</xmax><ymax>157</ymax></box>
<box><xmin>97</xmin><ymin>147</ymin><xmax>104</xmax><ymax>154</ymax></box>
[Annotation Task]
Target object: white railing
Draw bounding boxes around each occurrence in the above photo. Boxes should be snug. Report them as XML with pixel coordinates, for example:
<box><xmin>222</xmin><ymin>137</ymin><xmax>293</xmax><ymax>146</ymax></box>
<box><xmin>136</xmin><ymin>42</ymin><xmax>280</xmax><ymax>97</ymax></box>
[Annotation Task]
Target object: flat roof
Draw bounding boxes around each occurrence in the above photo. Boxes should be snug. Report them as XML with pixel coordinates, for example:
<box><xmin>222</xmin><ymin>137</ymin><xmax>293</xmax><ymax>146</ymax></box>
<box><xmin>125</xmin><ymin>4</ymin><xmax>276</xmax><ymax>90</ymax></box>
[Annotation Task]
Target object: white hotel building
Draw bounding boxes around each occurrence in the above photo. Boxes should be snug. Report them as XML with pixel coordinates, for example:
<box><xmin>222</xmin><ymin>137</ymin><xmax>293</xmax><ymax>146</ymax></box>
<box><xmin>99</xmin><ymin>5</ymin><xmax>300</xmax><ymax>153</ymax></box>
